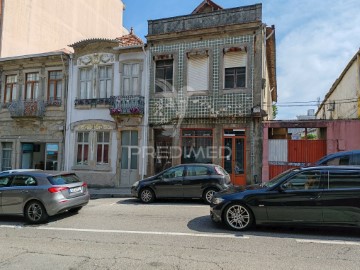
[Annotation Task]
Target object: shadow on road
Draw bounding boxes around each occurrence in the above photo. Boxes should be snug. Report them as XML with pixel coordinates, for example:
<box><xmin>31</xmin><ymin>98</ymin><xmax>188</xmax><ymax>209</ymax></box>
<box><xmin>116</xmin><ymin>198</ymin><xmax>206</xmax><ymax>205</ymax></box>
<box><xmin>0</xmin><ymin>211</ymin><xmax>80</xmax><ymax>227</ymax></box>
<box><xmin>187</xmin><ymin>215</ymin><xmax>360</xmax><ymax>240</ymax></box>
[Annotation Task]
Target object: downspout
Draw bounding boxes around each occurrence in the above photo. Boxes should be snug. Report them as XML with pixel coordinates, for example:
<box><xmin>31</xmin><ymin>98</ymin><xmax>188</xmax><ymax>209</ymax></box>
<box><xmin>141</xmin><ymin>44</ymin><xmax>149</xmax><ymax>179</ymax></box>
<box><xmin>64</xmin><ymin>54</ymin><xmax>74</xmax><ymax>170</ymax></box>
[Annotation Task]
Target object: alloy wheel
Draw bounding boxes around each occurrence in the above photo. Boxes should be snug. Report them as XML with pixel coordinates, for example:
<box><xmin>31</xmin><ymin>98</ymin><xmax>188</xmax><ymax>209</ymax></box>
<box><xmin>225</xmin><ymin>204</ymin><xmax>251</xmax><ymax>230</ymax></box>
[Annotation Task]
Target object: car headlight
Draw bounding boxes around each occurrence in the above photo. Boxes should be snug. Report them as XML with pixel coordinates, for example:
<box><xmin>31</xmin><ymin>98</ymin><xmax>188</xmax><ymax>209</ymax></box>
<box><xmin>212</xmin><ymin>197</ymin><xmax>225</xmax><ymax>205</ymax></box>
<box><xmin>132</xmin><ymin>181</ymin><xmax>139</xmax><ymax>188</ymax></box>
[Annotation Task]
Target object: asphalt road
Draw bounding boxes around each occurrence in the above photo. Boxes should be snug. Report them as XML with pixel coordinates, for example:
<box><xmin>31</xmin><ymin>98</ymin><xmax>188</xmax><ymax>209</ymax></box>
<box><xmin>1</xmin><ymin>198</ymin><xmax>360</xmax><ymax>270</ymax></box>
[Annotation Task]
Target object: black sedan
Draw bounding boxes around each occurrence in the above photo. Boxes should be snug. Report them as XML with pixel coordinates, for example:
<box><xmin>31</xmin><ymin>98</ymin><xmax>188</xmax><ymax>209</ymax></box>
<box><xmin>211</xmin><ymin>166</ymin><xmax>360</xmax><ymax>231</ymax></box>
<box><xmin>131</xmin><ymin>164</ymin><xmax>231</xmax><ymax>204</ymax></box>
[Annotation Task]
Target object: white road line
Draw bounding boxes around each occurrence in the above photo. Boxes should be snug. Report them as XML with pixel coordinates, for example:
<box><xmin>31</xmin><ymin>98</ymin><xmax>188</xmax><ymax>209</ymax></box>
<box><xmin>0</xmin><ymin>225</ymin><xmax>248</xmax><ymax>239</ymax></box>
<box><xmin>296</xmin><ymin>239</ymin><xmax>360</xmax><ymax>246</ymax></box>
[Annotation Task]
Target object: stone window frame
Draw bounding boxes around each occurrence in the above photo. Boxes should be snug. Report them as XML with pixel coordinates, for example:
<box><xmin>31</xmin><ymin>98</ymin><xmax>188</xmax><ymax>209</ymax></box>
<box><xmin>219</xmin><ymin>43</ymin><xmax>252</xmax><ymax>96</ymax></box>
<box><xmin>45</xmin><ymin>66</ymin><xmax>66</xmax><ymax>106</ymax></box>
<box><xmin>71</xmin><ymin>120</ymin><xmax>116</xmax><ymax>172</ymax></box>
<box><xmin>183</xmin><ymin>48</ymin><xmax>213</xmax><ymax>96</ymax></box>
<box><xmin>119</xmin><ymin>59</ymin><xmax>144</xmax><ymax>96</ymax></box>
<box><xmin>76</xmin><ymin>53</ymin><xmax>115</xmax><ymax>100</ymax></box>
<box><xmin>151</xmin><ymin>52</ymin><xmax>179</xmax><ymax>98</ymax></box>
<box><xmin>3</xmin><ymin>73</ymin><xmax>19</xmax><ymax>103</ymax></box>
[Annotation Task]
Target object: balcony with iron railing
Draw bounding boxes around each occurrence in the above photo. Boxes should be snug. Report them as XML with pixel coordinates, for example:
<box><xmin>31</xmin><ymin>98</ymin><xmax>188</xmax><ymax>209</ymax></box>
<box><xmin>6</xmin><ymin>99</ymin><xmax>46</xmax><ymax>118</ymax></box>
<box><xmin>109</xmin><ymin>95</ymin><xmax>145</xmax><ymax>118</ymax></box>
<box><xmin>74</xmin><ymin>97</ymin><xmax>113</xmax><ymax>108</ymax></box>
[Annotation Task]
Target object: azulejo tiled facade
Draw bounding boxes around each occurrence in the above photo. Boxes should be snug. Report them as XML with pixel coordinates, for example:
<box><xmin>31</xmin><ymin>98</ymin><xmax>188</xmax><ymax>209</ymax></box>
<box><xmin>0</xmin><ymin>1</ymin><xmax>276</xmax><ymax>187</ymax></box>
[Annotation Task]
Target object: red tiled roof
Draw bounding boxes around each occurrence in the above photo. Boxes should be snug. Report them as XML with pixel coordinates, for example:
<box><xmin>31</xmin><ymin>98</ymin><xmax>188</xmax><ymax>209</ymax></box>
<box><xmin>116</xmin><ymin>28</ymin><xmax>144</xmax><ymax>47</ymax></box>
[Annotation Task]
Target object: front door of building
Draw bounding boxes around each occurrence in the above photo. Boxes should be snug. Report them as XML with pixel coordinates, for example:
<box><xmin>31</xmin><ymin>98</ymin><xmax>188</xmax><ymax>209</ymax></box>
<box><xmin>223</xmin><ymin>129</ymin><xmax>246</xmax><ymax>186</ymax></box>
<box><xmin>120</xmin><ymin>130</ymin><xmax>139</xmax><ymax>187</ymax></box>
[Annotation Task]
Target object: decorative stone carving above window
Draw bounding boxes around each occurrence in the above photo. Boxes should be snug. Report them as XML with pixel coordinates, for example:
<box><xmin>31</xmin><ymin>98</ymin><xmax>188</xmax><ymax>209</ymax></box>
<box><xmin>153</xmin><ymin>54</ymin><xmax>173</xmax><ymax>61</ymax></box>
<box><xmin>77</xmin><ymin>53</ymin><xmax>115</xmax><ymax>67</ymax></box>
<box><xmin>186</xmin><ymin>49</ymin><xmax>209</xmax><ymax>58</ymax></box>
<box><xmin>223</xmin><ymin>46</ymin><xmax>247</xmax><ymax>54</ymax></box>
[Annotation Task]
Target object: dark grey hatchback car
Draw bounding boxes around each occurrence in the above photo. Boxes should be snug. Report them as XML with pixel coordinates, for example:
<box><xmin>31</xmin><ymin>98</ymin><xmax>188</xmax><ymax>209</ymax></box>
<box><xmin>0</xmin><ymin>171</ymin><xmax>89</xmax><ymax>224</ymax></box>
<box><xmin>131</xmin><ymin>164</ymin><xmax>231</xmax><ymax>204</ymax></box>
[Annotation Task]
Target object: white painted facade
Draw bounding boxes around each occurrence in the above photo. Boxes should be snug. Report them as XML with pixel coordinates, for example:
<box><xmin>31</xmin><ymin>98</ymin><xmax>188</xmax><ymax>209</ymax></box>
<box><xmin>316</xmin><ymin>50</ymin><xmax>360</xmax><ymax>120</ymax></box>
<box><xmin>0</xmin><ymin>0</ymin><xmax>126</xmax><ymax>57</ymax></box>
<box><xmin>65</xmin><ymin>43</ymin><xmax>148</xmax><ymax>188</ymax></box>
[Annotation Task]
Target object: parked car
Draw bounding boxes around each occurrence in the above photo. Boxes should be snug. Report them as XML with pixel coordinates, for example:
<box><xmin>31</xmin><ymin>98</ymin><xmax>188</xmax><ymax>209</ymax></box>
<box><xmin>131</xmin><ymin>164</ymin><xmax>231</xmax><ymax>204</ymax></box>
<box><xmin>0</xmin><ymin>171</ymin><xmax>89</xmax><ymax>224</ymax></box>
<box><xmin>0</xmin><ymin>169</ymin><xmax>43</xmax><ymax>175</ymax></box>
<box><xmin>210</xmin><ymin>166</ymin><xmax>360</xmax><ymax>231</ymax></box>
<box><xmin>315</xmin><ymin>150</ymin><xmax>360</xmax><ymax>166</ymax></box>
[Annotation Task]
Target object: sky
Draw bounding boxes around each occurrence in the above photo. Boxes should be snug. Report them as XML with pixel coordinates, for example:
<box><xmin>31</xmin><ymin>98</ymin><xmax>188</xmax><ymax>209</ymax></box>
<box><xmin>122</xmin><ymin>0</ymin><xmax>360</xmax><ymax>120</ymax></box>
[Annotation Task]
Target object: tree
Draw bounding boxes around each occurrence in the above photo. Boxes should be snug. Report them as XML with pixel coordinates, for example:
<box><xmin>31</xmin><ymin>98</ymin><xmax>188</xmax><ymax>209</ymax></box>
<box><xmin>272</xmin><ymin>104</ymin><xmax>278</xmax><ymax>119</ymax></box>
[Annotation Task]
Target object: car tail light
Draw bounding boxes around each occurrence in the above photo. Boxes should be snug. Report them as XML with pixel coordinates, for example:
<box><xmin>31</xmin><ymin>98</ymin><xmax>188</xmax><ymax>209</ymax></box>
<box><xmin>48</xmin><ymin>186</ymin><xmax>68</xmax><ymax>193</ymax></box>
<box><xmin>82</xmin><ymin>182</ymin><xmax>88</xmax><ymax>187</ymax></box>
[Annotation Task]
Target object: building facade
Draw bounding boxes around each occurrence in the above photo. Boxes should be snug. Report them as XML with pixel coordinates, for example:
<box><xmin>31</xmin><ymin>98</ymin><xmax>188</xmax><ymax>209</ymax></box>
<box><xmin>316</xmin><ymin>49</ymin><xmax>360</xmax><ymax>120</ymax></box>
<box><xmin>65</xmin><ymin>31</ymin><xmax>148</xmax><ymax>187</ymax></box>
<box><xmin>0</xmin><ymin>0</ymin><xmax>126</xmax><ymax>57</ymax></box>
<box><xmin>0</xmin><ymin>51</ymin><xmax>69</xmax><ymax>171</ymax></box>
<box><xmin>146</xmin><ymin>1</ymin><xmax>277</xmax><ymax>185</ymax></box>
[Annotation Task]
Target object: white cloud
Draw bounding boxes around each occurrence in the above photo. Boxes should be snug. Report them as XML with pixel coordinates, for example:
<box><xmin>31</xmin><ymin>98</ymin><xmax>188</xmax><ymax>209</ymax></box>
<box><xmin>265</xmin><ymin>0</ymin><xmax>360</xmax><ymax>119</ymax></box>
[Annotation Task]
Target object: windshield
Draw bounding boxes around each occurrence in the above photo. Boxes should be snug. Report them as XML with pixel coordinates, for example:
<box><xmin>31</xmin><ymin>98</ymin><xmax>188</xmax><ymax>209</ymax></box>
<box><xmin>48</xmin><ymin>174</ymin><xmax>81</xmax><ymax>185</ymax></box>
<box><xmin>262</xmin><ymin>168</ymin><xmax>299</xmax><ymax>188</ymax></box>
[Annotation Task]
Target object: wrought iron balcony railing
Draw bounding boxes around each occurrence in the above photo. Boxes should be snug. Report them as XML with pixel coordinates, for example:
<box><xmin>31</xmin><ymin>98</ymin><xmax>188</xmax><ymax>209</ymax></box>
<box><xmin>109</xmin><ymin>95</ymin><xmax>145</xmax><ymax>116</ymax></box>
<box><xmin>7</xmin><ymin>100</ymin><xmax>46</xmax><ymax>118</ymax></box>
<box><xmin>74</xmin><ymin>98</ymin><xmax>113</xmax><ymax>107</ymax></box>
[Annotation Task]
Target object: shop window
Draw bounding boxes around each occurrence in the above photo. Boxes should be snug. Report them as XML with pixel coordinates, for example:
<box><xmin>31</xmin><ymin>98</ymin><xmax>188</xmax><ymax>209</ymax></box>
<box><xmin>1</xmin><ymin>142</ymin><xmax>13</xmax><ymax>171</ymax></box>
<box><xmin>181</xmin><ymin>129</ymin><xmax>213</xmax><ymax>164</ymax></box>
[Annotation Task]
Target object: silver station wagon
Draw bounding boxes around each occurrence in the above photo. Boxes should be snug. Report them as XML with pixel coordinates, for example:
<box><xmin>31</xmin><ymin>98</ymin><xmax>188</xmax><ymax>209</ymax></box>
<box><xmin>0</xmin><ymin>171</ymin><xmax>90</xmax><ymax>224</ymax></box>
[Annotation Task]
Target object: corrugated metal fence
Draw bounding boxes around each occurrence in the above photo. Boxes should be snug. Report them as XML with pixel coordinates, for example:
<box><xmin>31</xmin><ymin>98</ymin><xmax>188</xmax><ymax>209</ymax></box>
<box><xmin>268</xmin><ymin>139</ymin><xmax>327</xmax><ymax>179</ymax></box>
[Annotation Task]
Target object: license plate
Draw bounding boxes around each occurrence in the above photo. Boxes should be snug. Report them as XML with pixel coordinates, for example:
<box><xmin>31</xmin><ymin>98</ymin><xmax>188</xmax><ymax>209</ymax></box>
<box><xmin>69</xmin><ymin>187</ymin><xmax>82</xmax><ymax>193</ymax></box>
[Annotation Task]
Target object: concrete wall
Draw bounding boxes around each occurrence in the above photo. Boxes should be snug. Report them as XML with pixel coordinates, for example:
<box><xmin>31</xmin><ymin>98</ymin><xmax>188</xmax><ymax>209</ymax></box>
<box><xmin>0</xmin><ymin>0</ymin><xmax>125</xmax><ymax>57</ymax></box>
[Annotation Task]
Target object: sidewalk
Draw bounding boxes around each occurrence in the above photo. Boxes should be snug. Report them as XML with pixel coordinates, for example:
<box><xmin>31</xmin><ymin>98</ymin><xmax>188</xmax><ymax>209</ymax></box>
<box><xmin>88</xmin><ymin>187</ymin><xmax>132</xmax><ymax>199</ymax></box>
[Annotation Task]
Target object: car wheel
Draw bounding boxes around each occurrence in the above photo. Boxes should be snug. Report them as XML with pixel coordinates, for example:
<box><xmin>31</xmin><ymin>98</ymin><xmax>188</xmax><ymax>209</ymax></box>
<box><xmin>203</xmin><ymin>188</ymin><xmax>218</xmax><ymax>204</ymax></box>
<box><xmin>68</xmin><ymin>206</ymin><xmax>83</xmax><ymax>213</ymax></box>
<box><xmin>24</xmin><ymin>200</ymin><xmax>49</xmax><ymax>224</ymax></box>
<box><xmin>140</xmin><ymin>188</ymin><xmax>155</xmax><ymax>203</ymax></box>
<box><xmin>223</xmin><ymin>203</ymin><xmax>254</xmax><ymax>231</ymax></box>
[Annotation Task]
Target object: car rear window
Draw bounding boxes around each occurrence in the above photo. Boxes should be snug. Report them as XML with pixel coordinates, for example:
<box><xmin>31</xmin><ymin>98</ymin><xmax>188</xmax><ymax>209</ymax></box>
<box><xmin>48</xmin><ymin>174</ymin><xmax>81</xmax><ymax>185</ymax></box>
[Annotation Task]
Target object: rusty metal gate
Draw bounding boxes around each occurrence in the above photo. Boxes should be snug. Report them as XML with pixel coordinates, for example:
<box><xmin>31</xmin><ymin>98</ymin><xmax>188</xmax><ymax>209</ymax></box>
<box><xmin>268</xmin><ymin>139</ymin><xmax>327</xmax><ymax>179</ymax></box>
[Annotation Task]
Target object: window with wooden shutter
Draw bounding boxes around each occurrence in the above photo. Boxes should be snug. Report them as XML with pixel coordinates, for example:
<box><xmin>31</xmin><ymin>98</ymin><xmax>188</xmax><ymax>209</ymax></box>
<box><xmin>224</xmin><ymin>51</ymin><xmax>247</xmax><ymax>89</ymax></box>
<box><xmin>187</xmin><ymin>55</ymin><xmax>209</xmax><ymax>91</ymax></box>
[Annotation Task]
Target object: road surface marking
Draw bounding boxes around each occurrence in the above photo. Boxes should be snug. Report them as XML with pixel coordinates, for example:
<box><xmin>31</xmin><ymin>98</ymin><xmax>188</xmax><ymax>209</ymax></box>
<box><xmin>296</xmin><ymin>239</ymin><xmax>360</xmax><ymax>246</ymax></box>
<box><xmin>0</xmin><ymin>225</ymin><xmax>248</xmax><ymax>239</ymax></box>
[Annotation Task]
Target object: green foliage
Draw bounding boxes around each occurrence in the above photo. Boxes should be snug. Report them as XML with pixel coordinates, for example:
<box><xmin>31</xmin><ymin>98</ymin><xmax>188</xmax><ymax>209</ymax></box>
<box><xmin>272</xmin><ymin>104</ymin><xmax>278</xmax><ymax>119</ymax></box>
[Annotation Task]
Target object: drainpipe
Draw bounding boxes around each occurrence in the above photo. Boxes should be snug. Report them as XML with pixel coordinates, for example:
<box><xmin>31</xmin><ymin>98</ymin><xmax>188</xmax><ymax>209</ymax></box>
<box><xmin>64</xmin><ymin>54</ymin><xmax>74</xmax><ymax>170</ymax></box>
<box><xmin>141</xmin><ymin>44</ymin><xmax>149</xmax><ymax>179</ymax></box>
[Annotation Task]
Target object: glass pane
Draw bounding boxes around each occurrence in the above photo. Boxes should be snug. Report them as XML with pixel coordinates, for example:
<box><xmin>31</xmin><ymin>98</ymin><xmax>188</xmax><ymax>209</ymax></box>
<box><xmin>131</xmin><ymin>131</ymin><xmax>138</xmax><ymax>146</ymax></box>
<box><xmin>224</xmin><ymin>138</ymin><xmax>232</xmax><ymax>174</ymax></box>
<box><xmin>57</xmin><ymin>82</ymin><xmax>62</xmax><ymax>99</ymax></box>
<box><xmin>106</xmin><ymin>80</ymin><xmax>112</xmax><ymax>97</ymax></box>
<box><xmin>34</xmin><ymin>83</ymin><xmax>39</xmax><ymax>98</ymax></box>
<box><xmin>124</xmin><ymin>64</ymin><xmax>131</xmax><ymax>76</ymax></box>
<box><xmin>132</xmin><ymin>64</ymin><xmax>139</xmax><ymax>75</ymax></box>
<box><xmin>77</xmin><ymin>145</ymin><xmax>83</xmax><ymax>164</ymax></box>
<box><xmin>80</xmin><ymin>82</ymin><xmax>86</xmax><ymax>98</ymax></box>
<box><xmin>99</xmin><ymin>80</ymin><xmax>106</xmax><ymax>98</ymax></box>
<box><xmin>103</xmin><ymin>145</ymin><xmax>109</xmax><ymax>164</ymax></box>
<box><xmin>84</xmin><ymin>132</ymin><xmax>89</xmax><ymax>142</ymax></box>
<box><xmin>97</xmin><ymin>145</ymin><xmax>103</xmax><ymax>163</ymax></box>
<box><xmin>104</xmin><ymin>132</ymin><xmax>110</xmax><ymax>142</ymax></box>
<box><xmin>124</xmin><ymin>78</ymin><xmax>130</xmax><ymax>94</ymax></box>
<box><xmin>122</xmin><ymin>131</ymin><xmax>130</xmax><ymax>146</ymax></box>
<box><xmin>132</xmin><ymin>77</ymin><xmax>139</xmax><ymax>94</ymax></box>
<box><xmin>86</xmin><ymin>82</ymin><xmax>92</xmax><ymax>98</ymax></box>
<box><xmin>121</xmin><ymin>147</ymin><xmax>128</xmax><ymax>169</ymax></box>
<box><xmin>130</xmin><ymin>148</ymin><xmax>138</xmax><ymax>169</ymax></box>
<box><xmin>49</xmin><ymin>82</ymin><xmax>55</xmax><ymax>98</ymax></box>
<box><xmin>97</xmin><ymin>132</ymin><xmax>103</xmax><ymax>142</ymax></box>
<box><xmin>235</xmin><ymin>138</ymin><xmax>244</xmax><ymax>175</ymax></box>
